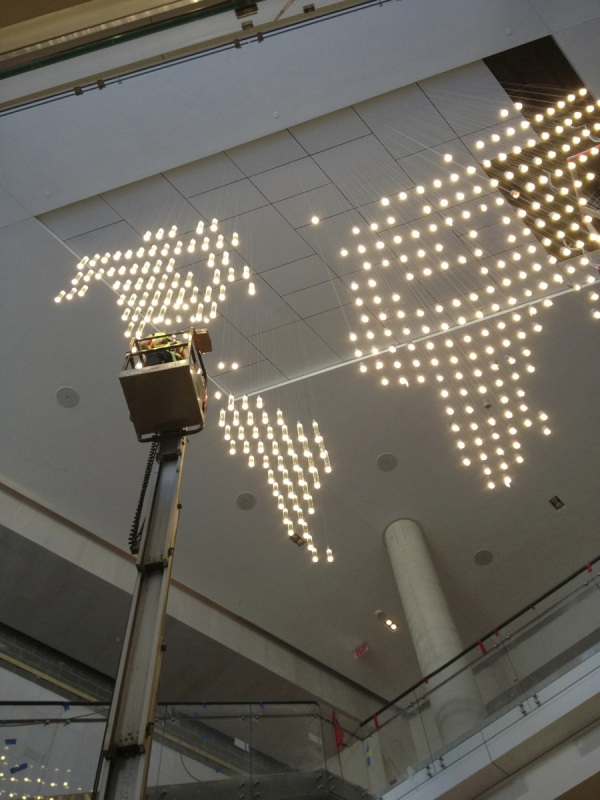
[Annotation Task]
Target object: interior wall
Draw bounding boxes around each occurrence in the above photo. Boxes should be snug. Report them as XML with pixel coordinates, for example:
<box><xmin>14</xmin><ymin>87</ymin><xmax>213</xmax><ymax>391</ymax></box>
<box><xmin>476</xmin><ymin>720</ymin><xmax>600</xmax><ymax>800</ymax></box>
<box><xmin>0</xmin><ymin>485</ymin><xmax>382</xmax><ymax>718</ymax></box>
<box><xmin>0</xmin><ymin>0</ymin><xmax>91</xmax><ymax>28</ymax></box>
<box><xmin>0</xmin><ymin>0</ymin><xmax>552</xmax><ymax>212</ymax></box>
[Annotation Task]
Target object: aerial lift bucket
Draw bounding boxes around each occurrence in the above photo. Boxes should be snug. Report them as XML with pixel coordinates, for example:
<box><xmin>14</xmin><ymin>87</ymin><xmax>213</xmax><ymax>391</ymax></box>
<box><xmin>119</xmin><ymin>328</ymin><xmax>212</xmax><ymax>439</ymax></box>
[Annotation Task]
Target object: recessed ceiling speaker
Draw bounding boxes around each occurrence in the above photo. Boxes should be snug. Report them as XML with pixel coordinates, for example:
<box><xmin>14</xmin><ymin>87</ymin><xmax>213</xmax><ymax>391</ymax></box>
<box><xmin>377</xmin><ymin>453</ymin><xmax>398</xmax><ymax>472</ymax></box>
<box><xmin>56</xmin><ymin>386</ymin><xmax>80</xmax><ymax>408</ymax></box>
<box><xmin>474</xmin><ymin>549</ymin><xmax>494</xmax><ymax>566</ymax></box>
<box><xmin>236</xmin><ymin>492</ymin><xmax>257</xmax><ymax>510</ymax></box>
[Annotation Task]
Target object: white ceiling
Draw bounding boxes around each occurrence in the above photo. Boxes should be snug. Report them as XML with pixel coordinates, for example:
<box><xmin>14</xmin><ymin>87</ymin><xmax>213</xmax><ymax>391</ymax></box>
<box><xmin>0</xmin><ymin>0</ymin><xmax>599</xmax><ymax>725</ymax></box>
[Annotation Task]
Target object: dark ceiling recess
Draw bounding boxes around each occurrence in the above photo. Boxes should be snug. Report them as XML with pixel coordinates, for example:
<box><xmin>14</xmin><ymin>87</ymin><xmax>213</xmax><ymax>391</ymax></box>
<box><xmin>482</xmin><ymin>37</ymin><xmax>600</xmax><ymax>262</ymax></box>
<box><xmin>484</xmin><ymin>36</ymin><xmax>583</xmax><ymax>118</ymax></box>
<box><xmin>483</xmin><ymin>97</ymin><xmax>600</xmax><ymax>262</ymax></box>
<box><xmin>0</xmin><ymin>0</ymin><xmax>87</xmax><ymax>28</ymax></box>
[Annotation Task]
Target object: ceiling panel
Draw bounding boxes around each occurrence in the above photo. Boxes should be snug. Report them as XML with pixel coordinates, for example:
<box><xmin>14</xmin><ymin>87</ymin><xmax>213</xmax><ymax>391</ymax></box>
<box><xmin>249</xmin><ymin>157</ymin><xmax>330</xmax><ymax>203</ymax></box>
<box><xmin>299</xmin><ymin>209</ymin><xmax>389</xmax><ymax>276</ymax></box>
<box><xmin>529</xmin><ymin>0</ymin><xmax>600</xmax><ymax>30</ymax></box>
<box><xmin>419</xmin><ymin>60</ymin><xmax>515</xmax><ymax>137</ymax></box>
<box><xmin>289</xmin><ymin>107</ymin><xmax>371</xmax><ymax>155</ymax></box>
<box><xmin>204</xmin><ymin>316</ymin><xmax>266</xmax><ymax>375</ymax></box>
<box><xmin>210</xmin><ymin>358</ymin><xmax>287</xmax><ymax>396</ymax></box>
<box><xmin>101</xmin><ymin>174</ymin><xmax>202</xmax><ymax>235</ymax></box>
<box><xmin>38</xmin><ymin>196</ymin><xmax>123</xmax><ymax>240</ymax></box>
<box><xmin>312</xmin><ymin>136</ymin><xmax>414</xmax><ymax>207</ymax></box>
<box><xmin>274</xmin><ymin>183</ymin><xmax>354</xmax><ymax>229</ymax></box>
<box><xmin>231</xmin><ymin>205</ymin><xmax>316</xmax><ymax>273</ymax></box>
<box><xmin>163</xmin><ymin>153</ymin><xmax>246</xmax><ymax>198</ymax></box>
<box><xmin>189</xmin><ymin>179</ymin><xmax>269</xmax><ymax>222</ymax></box>
<box><xmin>396</xmin><ymin>140</ymin><xmax>485</xmax><ymax>188</ymax></box>
<box><xmin>61</xmin><ymin>218</ymin><xmax>144</xmax><ymax>259</ymax></box>
<box><xmin>354</xmin><ymin>84</ymin><xmax>457</xmax><ymax>160</ymax></box>
<box><xmin>249</xmin><ymin>319</ymin><xmax>342</xmax><ymax>380</ymax></box>
<box><xmin>0</xmin><ymin>186</ymin><xmax>30</xmax><ymax>228</ymax></box>
<box><xmin>357</xmin><ymin>192</ymin><xmax>427</xmax><ymax>230</ymax></box>
<box><xmin>261</xmin><ymin>254</ymin><xmax>333</xmax><ymax>296</ymax></box>
<box><xmin>220</xmin><ymin>272</ymin><xmax>300</xmax><ymax>337</ymax></box>
<box><xmin>460</xmin><ymin>220</ymin><xmax>537</xmax><ymax>259</ymax></box>
<box><xmin>283</xmin><ymin>277</ymin><xmax>355</xmax><ymax>318</ymax></box>
<box><xmin>226</xmin><ymin>131</ymin><xmax>308</xmax><ymax>177</ymax></box>
<box><xmin>303</xmin><ymin>305</ymin><xmax>364</xmax><ymax>360</ymax></box>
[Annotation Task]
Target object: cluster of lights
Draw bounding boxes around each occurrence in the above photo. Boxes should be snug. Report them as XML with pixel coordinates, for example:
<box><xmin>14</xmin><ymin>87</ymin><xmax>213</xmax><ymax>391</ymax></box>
<box><xmin>483</xmin><ymin>92</ymin><xmax>600</xmax><ymax>269</ymax></box>
<box><xmin>55</xmin><ymin>217</ymin><xmax>339</xmax><ymax>553</ymax></box>
<box><xmin>375</xmin><ymin>610</ymin><xmax>398</xmax><ymax>631</ymax></box>
<box><xmin>332</xmin><ymin>88</ymin><xmax>599</xmax><ymax>486</ymax></box>
<box><xmin>216</xmin><ymin>360</ymin><xmax>240</xmax><ymax>372</ymax></box>
<box><xmin>219</xmin><ymin>395</ymin><xmax>334</xmax><ymax>563</ymax></box>
<box><xmin>358</xmin><ymin>312</ymin><xmax>550</xmax><ymax>488</ymax></box>
<box><xmin>54</xmin><ymin>219</ymin><xmax>256</xmax><ymax>339</ymax></box>
<box><xmin>1</xmin><ymin>747</ymin><xmax>82</xmax><ymax>799</ymax></box>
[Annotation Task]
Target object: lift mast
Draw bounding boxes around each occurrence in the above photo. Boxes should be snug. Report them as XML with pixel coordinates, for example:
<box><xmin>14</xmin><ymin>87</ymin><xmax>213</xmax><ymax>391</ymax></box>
<box><xmin>95</xmin><ymin>328</ymin><xmax>211</xmax><ymax>800</ymax></box>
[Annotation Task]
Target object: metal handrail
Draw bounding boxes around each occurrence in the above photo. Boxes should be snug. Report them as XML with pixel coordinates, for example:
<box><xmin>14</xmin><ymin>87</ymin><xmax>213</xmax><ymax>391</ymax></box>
<box><xmin>0</xmin><ymin>1</ymin><xmax>262</xmax><ymax>80</ymax></box>
<box><xmin>357</xmin><ymin>553</ymin><xmax>600</xmax><ymax>730</ymax></box>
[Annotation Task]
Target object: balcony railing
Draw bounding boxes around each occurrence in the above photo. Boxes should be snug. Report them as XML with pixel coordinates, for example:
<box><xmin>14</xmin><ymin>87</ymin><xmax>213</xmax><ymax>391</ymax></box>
<box><xmin>346</xmin><ymin>556</ymin><xmax>600</xmax><ymax>796</ymax></box>
<box><xmin>1</xmin><ymin>558</ymin><xmax>598</xmax><ymax>800</ymax></box>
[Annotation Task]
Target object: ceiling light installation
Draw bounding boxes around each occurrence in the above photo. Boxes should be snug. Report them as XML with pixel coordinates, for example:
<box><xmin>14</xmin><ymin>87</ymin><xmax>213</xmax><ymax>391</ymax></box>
<box><xmin>334</xmin><ymin>88</ymin><xmax>600</xmax><ymax>490</ymax></box>
<box><xmin>52</xmin><ymin>213</ymin><xmax>335</xmax><ymax>559</ymax></box>
<box><xmin>54</xmin><ymin>219</ymin><xmax>255</xmax><ymax>339</ymax></box>
<box><xmin>220</xmin><ymin>395</ymin><xmax>334</xmax><ymax>564</ymax></box>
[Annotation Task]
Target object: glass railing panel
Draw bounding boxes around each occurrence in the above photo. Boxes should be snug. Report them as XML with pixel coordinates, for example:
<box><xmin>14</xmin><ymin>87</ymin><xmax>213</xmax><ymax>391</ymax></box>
<box><xmin>329</xmin><ymin>735</ymin><xmax>375</xmax><ymax>800</ymax></box>
<box><xmin>248</xmin><ymin>702</ymin><xmax>325</xmax><ymax>774</ymax></box>
<box><xmin>321</xmin><ymin>705</ymin><xmax>394</xmax><ymax>798</ymax></box>
<box><xmin>375</xmin><ymin>688</ymin><xmax>432</xmax><ymax>794</ymax></box>
<box><xmin>0</xmin><ymin>702</ymin><xmax>108</xmax><ymax>798</ymax></box>
<box><xmin>489</xmin><ymin>578</ymin><xmax>600</xmax><ymax>701</ymax></box>
<box><xmin>403</xmin><ymin>651</ymin><xmax>493</xmax><ymax>767</ymax></box>
<box><xmin>148</xmin><ymin>702</ymin><xmax>252</xmax><ymax>800</ymax></box>
<box><xmin>357</xmin><ymin>566</ymin><xmax>600</xmax><ymax>793</ymax></box>
<box><xmin>249</xmin><ymin>703</ymin><xmax>327</xmax><ymax>800</ymax></box>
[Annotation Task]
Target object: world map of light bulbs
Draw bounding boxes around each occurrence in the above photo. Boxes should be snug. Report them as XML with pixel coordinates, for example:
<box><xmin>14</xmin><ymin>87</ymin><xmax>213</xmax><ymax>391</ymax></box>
<box><xmin>56</xmin><ymin>87</ymin><xmax>600</xmax><ymax>558</ymax></box>
<box><xmin>333</xmin><ymin>87</ymin><xmax>600</xmax><ymax>490</ymax></box>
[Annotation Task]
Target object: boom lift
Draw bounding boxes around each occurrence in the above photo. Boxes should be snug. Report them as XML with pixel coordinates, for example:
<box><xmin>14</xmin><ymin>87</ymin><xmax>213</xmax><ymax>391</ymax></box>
<box><xmin>95</xmin><ymin>327</ymin><xmax>212</xmax><ymax>800</ymax></box>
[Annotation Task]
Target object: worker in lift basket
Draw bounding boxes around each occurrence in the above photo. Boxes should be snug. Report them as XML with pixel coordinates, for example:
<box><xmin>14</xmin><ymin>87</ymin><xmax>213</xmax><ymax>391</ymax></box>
<box><xmin>141</xmin><ymin>332</ymin><xmax>184</xmax><ymax>366</ymax></box>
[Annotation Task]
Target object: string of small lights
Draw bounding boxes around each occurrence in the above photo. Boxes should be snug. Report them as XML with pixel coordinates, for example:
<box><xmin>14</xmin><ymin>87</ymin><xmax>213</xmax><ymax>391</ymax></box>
<box><xmin>219</xmin><ymin>395</ymin><xmax>334</xmax><ymax>564</ymax></box>
<box><xmin>54</xmin><ymin>219</ymin><xmax>255</xmax><ymax>339</ymax></box>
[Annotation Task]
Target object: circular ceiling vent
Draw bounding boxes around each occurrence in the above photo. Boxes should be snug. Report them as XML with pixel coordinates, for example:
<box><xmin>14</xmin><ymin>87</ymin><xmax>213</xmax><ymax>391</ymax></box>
<box><xmin>236</xmin><ymin>492</ymin><xmax>257</xmax><ymax>510</ymax></box>
<box><xmin>474</xmin><ymin>549</ymin><xmax>494</xmax><ymax>566</ymax></box>
<box><xmin>377</xmin><ymin>453</ymin><xmax>398</xmax><ymax>472</ymax></box>
<box><xmin>56</xmin><ymin>386</ymin><xmax>80</xmax><ymax>408</ymax></box>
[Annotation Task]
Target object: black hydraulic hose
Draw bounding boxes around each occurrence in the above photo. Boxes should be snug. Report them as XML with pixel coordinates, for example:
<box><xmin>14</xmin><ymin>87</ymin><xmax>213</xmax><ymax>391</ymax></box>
<box><xmin>128</xmin><ymin>441</ymin><xmax>158</xmax><ymax>553</ymax></box>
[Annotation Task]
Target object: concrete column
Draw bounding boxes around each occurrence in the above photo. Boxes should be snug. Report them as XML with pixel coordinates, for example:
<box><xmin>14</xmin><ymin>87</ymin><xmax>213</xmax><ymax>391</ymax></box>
<box><xmin>384</xmin><ymin>519</ymin><xmax>484</xmax><ymax>745</ymax></box>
